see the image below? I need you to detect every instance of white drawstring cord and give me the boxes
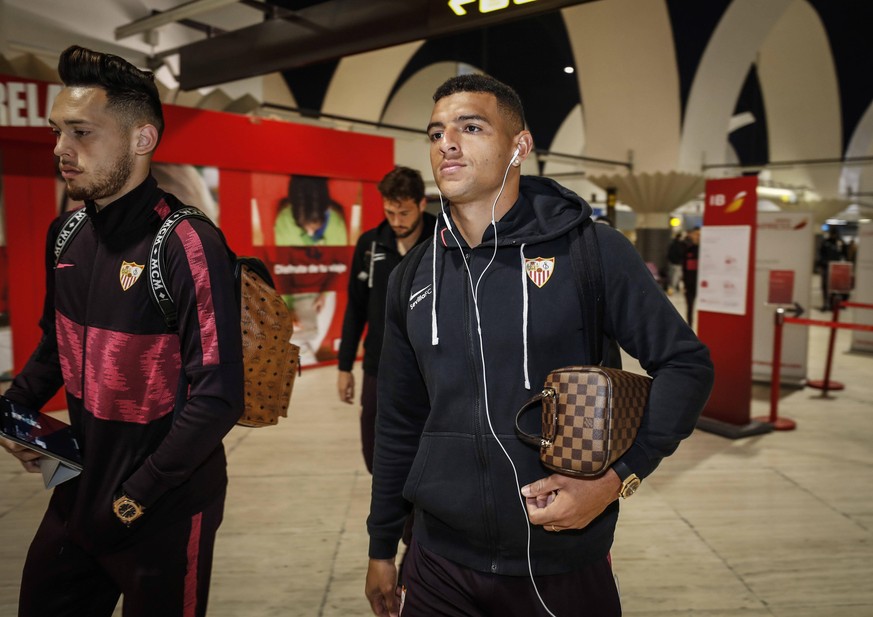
[520,243,530,390]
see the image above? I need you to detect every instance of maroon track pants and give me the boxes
[18,497,223,617]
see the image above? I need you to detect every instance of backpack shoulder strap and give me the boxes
[53,209,90,266]
[148,205,214,330]
[569,218,605,363]
[395,240,430,337]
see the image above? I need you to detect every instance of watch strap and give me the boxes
[611,459,634,483]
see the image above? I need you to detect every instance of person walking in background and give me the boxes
[0,46,243,617]
[666,230,687,296]
[682,226,700,327]
[337,166,436,473]
[817,229,847,310]
[365,74,713,617]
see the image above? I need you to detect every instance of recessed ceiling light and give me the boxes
[564,66,575,74]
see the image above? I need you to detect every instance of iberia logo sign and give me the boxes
[708,190,747,213]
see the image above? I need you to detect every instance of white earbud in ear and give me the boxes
[511,145,522,167]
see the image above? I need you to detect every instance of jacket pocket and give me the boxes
[402,433,487,539]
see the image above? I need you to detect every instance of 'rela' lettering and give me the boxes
[0,80,61,127]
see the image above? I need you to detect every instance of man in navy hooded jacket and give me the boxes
[364,74,714,617]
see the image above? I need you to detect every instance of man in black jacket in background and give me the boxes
[337,166,436,472]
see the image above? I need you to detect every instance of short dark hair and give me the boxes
[433,74,526,134]
[57,45,164,142]
[377,166,425,203]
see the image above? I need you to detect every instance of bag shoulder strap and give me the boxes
[148,205,214,330]
[569,218,605,363]
[53,209,90,266]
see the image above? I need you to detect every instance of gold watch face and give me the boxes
[114,496,143,524]
[620,475,641,499]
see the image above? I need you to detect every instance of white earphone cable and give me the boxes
[440,152,557,617]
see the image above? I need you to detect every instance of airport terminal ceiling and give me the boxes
[4,0,873,209]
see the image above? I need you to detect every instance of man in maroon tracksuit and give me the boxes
[0,46,243,616]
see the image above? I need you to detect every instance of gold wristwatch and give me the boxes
[612,461,641,499]
[113,493,145,526]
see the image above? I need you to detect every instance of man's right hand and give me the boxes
[338,370,355,404]
[0,437,42,473]
[365,558,399,617]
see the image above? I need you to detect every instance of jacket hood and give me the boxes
[439,175,591,248]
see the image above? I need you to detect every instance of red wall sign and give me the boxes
[1,73,394,408]
[699,176,759,433]
[767,270,795,305]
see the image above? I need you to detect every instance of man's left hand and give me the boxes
[1,437,42,473]
[521,469,622,531]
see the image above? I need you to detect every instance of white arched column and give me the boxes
[679,0,793,172]
[758,0,842,198]
[322,41,424,122]
[562,0,680,174]
[842,101,873,197]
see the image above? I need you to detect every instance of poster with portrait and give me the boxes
[249,172,362,366]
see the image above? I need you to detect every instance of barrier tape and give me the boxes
[783,317,873,332]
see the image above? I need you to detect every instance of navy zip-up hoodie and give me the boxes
[368,176,714,575]
[5,176,244,553]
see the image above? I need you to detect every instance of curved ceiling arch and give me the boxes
[678,0,793,172]
[322,41,424,123]
[380,61,462,186]
[758,0,842,198]
[841,100,873,197]
[563,0,680,174]
[385,12,578,152]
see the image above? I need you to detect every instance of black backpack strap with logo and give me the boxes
[148,205,215,330]
[53,208,89,266]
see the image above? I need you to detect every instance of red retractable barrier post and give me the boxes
[758,308,873,429]
[806,302,845,394]
[756,308,796,430]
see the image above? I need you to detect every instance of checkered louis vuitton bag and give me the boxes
[515,366,651,477]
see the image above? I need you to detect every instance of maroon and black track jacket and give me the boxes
[5,175,244,553]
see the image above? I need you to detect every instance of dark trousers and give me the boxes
[399,540,621,617]
[361,371,378,474]
[361,372,413,546]
[19,497,224,617]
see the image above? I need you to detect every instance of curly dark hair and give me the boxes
[377,166,425,203]
[57,45,164,142]
[432,74,526,134]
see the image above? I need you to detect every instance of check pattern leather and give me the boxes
[535,366,650,477]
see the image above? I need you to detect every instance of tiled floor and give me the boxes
[1,292,871,616]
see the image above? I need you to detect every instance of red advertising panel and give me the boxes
[698,176,765,436]
[767,270,795,305]
[828,262,853,294]
[1,73,393,407]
